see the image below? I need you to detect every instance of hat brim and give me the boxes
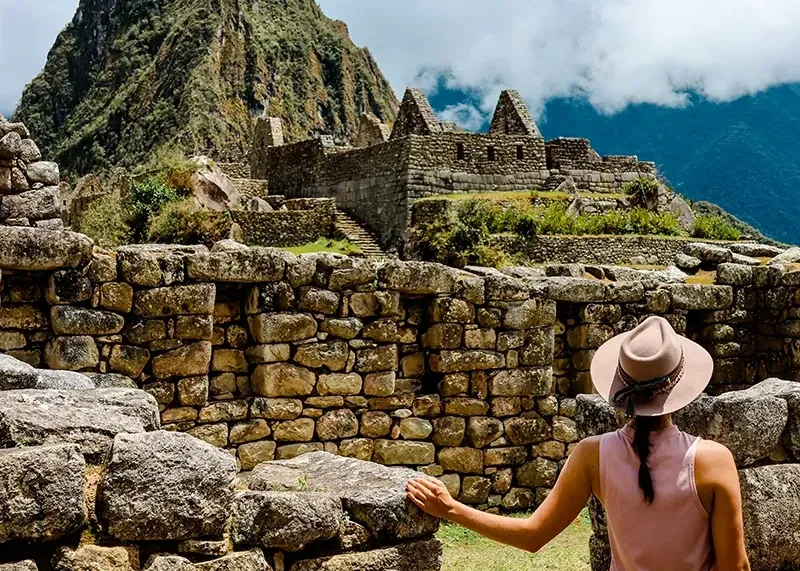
[590,330,714,417]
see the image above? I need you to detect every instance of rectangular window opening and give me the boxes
[516,145,524,160]
[456,142,465,160]
[487,146,496,162]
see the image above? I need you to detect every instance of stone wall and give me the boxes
[250,88,659,249]
[231,198,336,246]
[3,229,799,521]
[577,380,800,571]
[0,384,442,570]
[0,121,63,229]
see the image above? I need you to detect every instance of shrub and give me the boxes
[692,214,742,241]
[147,199,232,246]
[623,178,660,208]
[80,194,132,248]
[127,178,185,242]
[136,146,198,193]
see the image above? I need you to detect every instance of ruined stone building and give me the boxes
[250,88,657,249]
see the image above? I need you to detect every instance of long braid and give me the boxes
[632,416,657,504]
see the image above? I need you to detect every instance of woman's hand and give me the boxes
[406,477,457,519]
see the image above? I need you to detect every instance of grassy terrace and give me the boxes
[428,190,628,202]
[283,238,362,256]
[438,511,592,571]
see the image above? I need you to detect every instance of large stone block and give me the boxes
[490,367,553,397]
[373,440,435,466]
[663,284,733,310]
[232,491,342,551]
[145,550,270,571]
[739,464,800,570]
[0,186,61,221]
[0,388,160,459]
[0,228,92,270]
[51,306,125,335]
[44,336,99,371]
[52,546,134,571]
[429,350,504,372]
[674,380,791,466]
[152,342,212,379]
[252,363,315,397]
[246,452,439,539]
[379,261,459,294]
[0,444,85,543]
[294,340,348,371]
[248,313,317,343]
[186,249,287,282]
[99,431,238,541]
[290,539,442,571]
[503,299,557,329]
[133,284,216,317]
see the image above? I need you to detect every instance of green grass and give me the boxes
[283,238,362,255]
[438,510,592,571]
[430,190,627,202]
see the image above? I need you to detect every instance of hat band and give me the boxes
[611,351,686,417]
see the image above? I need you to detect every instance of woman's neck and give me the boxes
[628,414,673,430]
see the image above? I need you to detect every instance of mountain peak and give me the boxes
[15,0,398,175]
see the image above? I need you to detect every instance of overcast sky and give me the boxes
[3,0,800,123]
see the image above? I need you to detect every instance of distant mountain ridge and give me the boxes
[14,0,398,175]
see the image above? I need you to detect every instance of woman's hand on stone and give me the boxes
[406,477,456,519]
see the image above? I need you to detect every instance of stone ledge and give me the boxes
[0,227,93,271]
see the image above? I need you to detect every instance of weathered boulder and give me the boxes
[0,353,38,390]
[378,261,460,295]
[0,227,93,270]
[674,380,791,466]
[133,284,216,317]
[683,242,733,266]
[0,388,160,459]
[663,284,733,310]
[0,186,62,221]
[729,243,784,258]
[0,444,86,543]
[674,253,701,273]
[117,244,206,287]
[34,369,94,390]
[575,394,625,438]
[45,336,100,370]
[232,491,342,551]
[739,464,800,570]
[290,539,442,571]
[188,156,242,211]
[246,452,439,539]
[52,546,134,571]
[98,431,238,541]
[25,161,59,186]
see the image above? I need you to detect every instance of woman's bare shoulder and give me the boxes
[695,438,737,479]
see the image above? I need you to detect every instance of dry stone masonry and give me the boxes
[249,88,656,248]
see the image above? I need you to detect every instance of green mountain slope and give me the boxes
[14,0,398,175]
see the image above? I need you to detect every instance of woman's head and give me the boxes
[590,316,713,417]
[590,316,714,503]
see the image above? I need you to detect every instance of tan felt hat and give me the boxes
[590,315,713,417]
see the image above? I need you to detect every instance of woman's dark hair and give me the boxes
[633,416,657,504]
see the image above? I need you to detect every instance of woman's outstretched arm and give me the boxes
[406,437,599,553]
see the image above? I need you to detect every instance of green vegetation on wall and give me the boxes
[409,198,686,267]
[691,214,742,241]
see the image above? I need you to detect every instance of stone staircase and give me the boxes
[335,209,390,259]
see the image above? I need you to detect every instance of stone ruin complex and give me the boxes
[1,108,800,571]
[249,88,661,248]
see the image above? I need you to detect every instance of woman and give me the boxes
[407,316,750,570]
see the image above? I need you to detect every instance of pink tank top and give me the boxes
[599,425,713,571]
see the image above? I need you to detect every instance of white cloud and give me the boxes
[4,0,800,123]
[0,0,79,114]
[437,102,486,131]
[320,0,800,119]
